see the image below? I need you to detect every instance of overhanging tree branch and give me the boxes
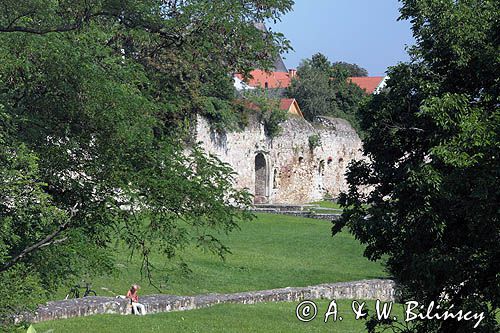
[0,24,84,34]
[0,10,182,43]
[0,204,78,272]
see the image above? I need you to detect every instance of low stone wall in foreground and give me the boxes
[30,279,396,323]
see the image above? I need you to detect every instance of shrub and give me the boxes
[308,134,321,150]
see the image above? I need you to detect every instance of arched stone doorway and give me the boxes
[254,153,269,204]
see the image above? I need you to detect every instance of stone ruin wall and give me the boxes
[29,279,396,322]
[195,114,363,204]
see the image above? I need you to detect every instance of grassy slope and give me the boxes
[35,300,405,333]
[56,213,386,299]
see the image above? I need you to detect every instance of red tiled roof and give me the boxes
[236,70,292,89]
[237,71,385,94]
[238,98,302,117]
[348,76,385,94]
[280,98,303,117]
[279,98,294,111]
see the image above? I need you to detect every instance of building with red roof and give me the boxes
[279,98,303,117]
[235,69,296,89]
[237,71,387,95]
[348,76,387,94]
[242,97,303,117]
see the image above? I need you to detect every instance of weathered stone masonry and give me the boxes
[195,114,363,204]
[30,279,396,322]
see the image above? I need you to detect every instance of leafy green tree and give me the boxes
[286,53,366,135]
[241,88,289,138]
[309,53,333,73]
[332,61,368,77]
[335,1,499,332]
[0,0,294,329]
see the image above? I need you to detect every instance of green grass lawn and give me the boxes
[35,300,405,333]
[56,213,386,299]
[311,201,343,210]
[309,201,371,213]
[309,201,344,213]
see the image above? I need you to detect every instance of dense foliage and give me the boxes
[0,0,294,329]
[286,53,367,135]
[332,61,368,77]
[308,134,321,151]
[240,89,289,138]
[203,88,289,138]
[335,0,499,332]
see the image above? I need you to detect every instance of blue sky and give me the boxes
[269,0,415,76]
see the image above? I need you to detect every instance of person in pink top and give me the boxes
[126,284,146,315]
